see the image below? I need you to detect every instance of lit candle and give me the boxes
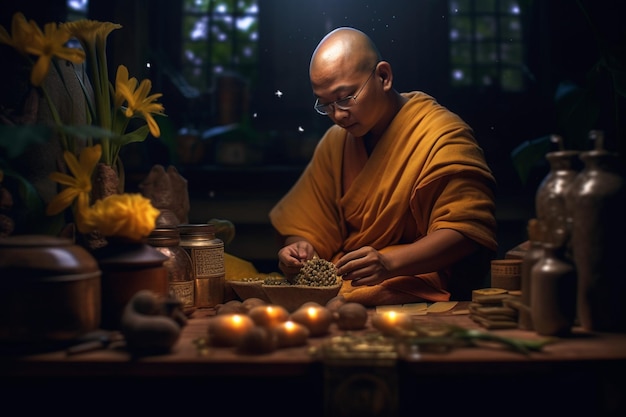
[248,304,289,327]
[208,313,255,347]
[291,305,333,337]
[274,320,309,348]
[371,310,413,336]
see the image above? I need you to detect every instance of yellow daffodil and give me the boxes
[2,12,167,238]
[62,19,122,48]
[2,14,86,86]
[62,20,122,129]
[83,193,160,242]
[115,65,165,137]
[46,144,102,219]
[0,12,34,55]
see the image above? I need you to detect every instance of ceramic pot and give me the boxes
[530,242,577,336]
[94,239,169,330]
[0,235,101,344]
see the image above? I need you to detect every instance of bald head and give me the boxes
[310,27,381,77]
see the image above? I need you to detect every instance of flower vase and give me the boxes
[94,238,169,330]
[80,162,123,251]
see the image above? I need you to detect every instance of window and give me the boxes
[66,0,89,21]
[449,0,526,92]
[182,0,259,93]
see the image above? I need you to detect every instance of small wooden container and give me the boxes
[490,259,522,291]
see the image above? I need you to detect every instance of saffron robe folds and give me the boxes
[269,92,498,305]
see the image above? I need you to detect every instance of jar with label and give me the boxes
[147,228,195,313]
[178,223,225,308]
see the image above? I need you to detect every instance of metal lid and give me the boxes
[177,223,216,236]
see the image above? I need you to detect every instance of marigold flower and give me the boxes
[82,193,160,242]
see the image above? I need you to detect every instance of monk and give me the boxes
[269,27,498,306]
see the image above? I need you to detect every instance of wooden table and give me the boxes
[2,305,625,417]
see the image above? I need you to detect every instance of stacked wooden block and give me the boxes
[469,288,521,329]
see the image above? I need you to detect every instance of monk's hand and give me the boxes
[336,246,391,286]
[277,241,317,279]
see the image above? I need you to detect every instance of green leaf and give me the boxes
[0,168,64,235]
[0,125,52,159]
[56,124,117,139]
[510,135,552,185]
[112,124,150,147]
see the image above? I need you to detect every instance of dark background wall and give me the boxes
[2,0,625,263]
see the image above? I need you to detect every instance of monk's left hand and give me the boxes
[335,246,392,286]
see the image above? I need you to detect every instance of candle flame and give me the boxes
[386,311,397,319]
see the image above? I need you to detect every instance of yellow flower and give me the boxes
[83,193,160,241]
[0,12,34,54]
[62,19,122,126]
[0,13,86,86]
[46,144,102,219]
[62,19,122,47]
[115,65,165,137]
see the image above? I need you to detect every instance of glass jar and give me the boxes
[147,228,195,312]
[178,223,225,308]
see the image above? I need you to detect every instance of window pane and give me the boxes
[475,0,496,13]
[499,0,522,15]
[183,15,210,41]
[475,17,496,41]
[449,0,471,14]
[501,17,522,41]
[476,66,498,86]
[450,16,473,41]
[184,0,210,13]
[214,0,234,13]
[476,42,497,64]
[451,66,473,86]
[450,42,472,65]
[501,41,522,65]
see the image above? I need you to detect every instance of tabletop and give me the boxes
[2,303,625,416]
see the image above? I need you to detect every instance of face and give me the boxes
[311,63,382,138]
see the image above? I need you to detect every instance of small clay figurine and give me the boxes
[139,164,190,225]
[120,290,188,355]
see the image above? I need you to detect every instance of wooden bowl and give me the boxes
[261,280,341,312]
[229,280,270,302]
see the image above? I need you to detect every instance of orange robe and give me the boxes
[269,92,498,305]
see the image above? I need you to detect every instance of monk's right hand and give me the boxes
[277,241,316,279]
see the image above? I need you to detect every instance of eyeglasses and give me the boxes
[313,66,377,115]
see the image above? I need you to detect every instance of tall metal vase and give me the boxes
[567,131,626,332]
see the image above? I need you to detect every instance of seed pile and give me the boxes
[263,258,338,287]
[294,258,338,286]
